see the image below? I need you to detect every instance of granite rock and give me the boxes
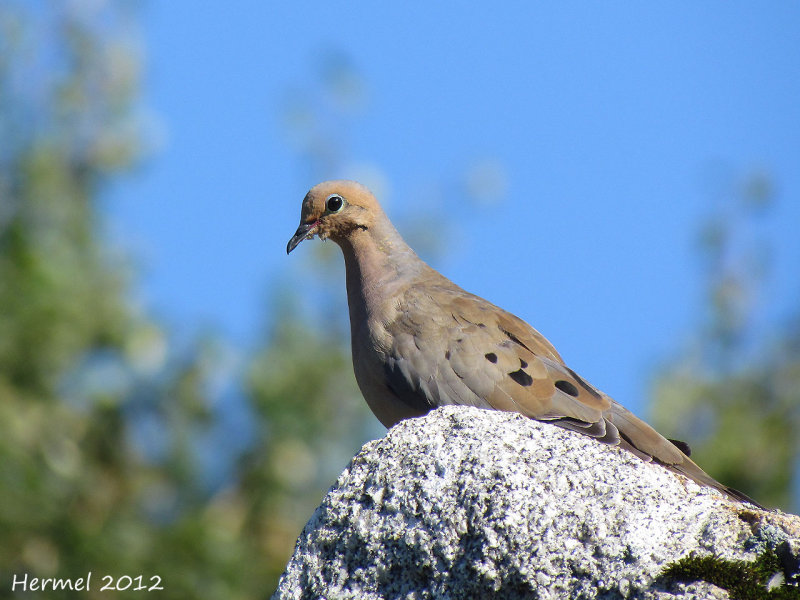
[272,406,800,599]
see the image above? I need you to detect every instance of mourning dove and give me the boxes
[287,180,761,508]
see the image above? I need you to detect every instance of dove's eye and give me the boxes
[326,194,344,213]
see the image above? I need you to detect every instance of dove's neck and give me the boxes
[337,216,428,334]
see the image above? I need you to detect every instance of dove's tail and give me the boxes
[596,401,766,509]
[663,456,766,510]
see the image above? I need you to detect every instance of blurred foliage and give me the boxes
[0,2,372,598]
[651,172,800,512]
[242,296,375,586]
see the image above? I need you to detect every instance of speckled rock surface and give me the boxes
[272,406,800,600]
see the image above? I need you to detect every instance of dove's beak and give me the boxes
[286,221,319,254]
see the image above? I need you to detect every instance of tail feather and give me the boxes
[662,456,765,509]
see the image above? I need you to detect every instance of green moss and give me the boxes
[660,548,799,599]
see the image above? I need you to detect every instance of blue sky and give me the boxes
[109,2,800,419]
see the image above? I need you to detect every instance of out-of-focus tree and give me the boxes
[0,0,145,584]
[651,171,799,512]
[0,2,238,598]
[240,296,372,586]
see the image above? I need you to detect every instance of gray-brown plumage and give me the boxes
[287,180,761,508]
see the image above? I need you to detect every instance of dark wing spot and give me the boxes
[564,366,603,400]
[519,358,528,369]
[668,438,692,457]
[484,352,498,363]
[509,369,533,387]
[445,350,451,360]
[554,379,580,397]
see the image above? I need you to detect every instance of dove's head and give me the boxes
[287,180,381,254]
